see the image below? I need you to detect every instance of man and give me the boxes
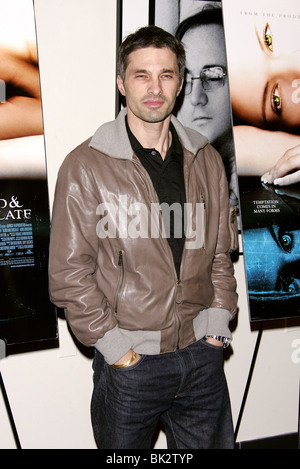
[49,25,238,449]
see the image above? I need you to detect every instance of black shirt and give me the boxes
[126,117,186,278]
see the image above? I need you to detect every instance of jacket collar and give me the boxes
[89,108,208,160]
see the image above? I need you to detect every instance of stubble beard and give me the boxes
[133,97,174,124]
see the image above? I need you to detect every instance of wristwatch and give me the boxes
[205,335,231,348]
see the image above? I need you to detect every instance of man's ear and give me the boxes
[117,75,126,96]
[177,78,184,97]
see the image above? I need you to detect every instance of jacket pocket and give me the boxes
[113,250,125,316]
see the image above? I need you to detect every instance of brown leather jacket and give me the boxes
[49,110,237,364]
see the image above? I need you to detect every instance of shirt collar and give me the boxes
[125,116,182,162]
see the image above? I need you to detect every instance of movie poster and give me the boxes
[153,0,239,213]
[0,0,57,349]
[222,0,300,321]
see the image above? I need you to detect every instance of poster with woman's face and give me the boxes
[0,0,46,178]
[222,0,300,321]
[0,0,57,350]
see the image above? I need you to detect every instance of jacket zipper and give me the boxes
[198,191,206,249]
[114,250,124,316]
[132,154,205,349]
[132,156,175,271]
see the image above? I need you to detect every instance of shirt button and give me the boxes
[151,150,156,156]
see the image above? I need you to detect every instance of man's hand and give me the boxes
[206,337,223,347]
[113,349,141,368]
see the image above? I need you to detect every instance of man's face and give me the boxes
[177,23,231,144]
[117,46,183,126]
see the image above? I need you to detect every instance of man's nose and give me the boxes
[147,77,163,95]
[190,78,208,106]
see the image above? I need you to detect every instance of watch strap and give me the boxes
[205,335,231,348]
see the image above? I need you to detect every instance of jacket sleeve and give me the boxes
[48,150,132,364]
[205,146,238,339]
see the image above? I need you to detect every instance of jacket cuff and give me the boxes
[205,308,233,340]
[93,326,133,365]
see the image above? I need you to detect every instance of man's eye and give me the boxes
[287,278,300,293]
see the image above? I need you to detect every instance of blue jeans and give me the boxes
[91,339,234,449]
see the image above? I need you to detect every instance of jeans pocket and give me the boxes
[200,338,223,351]
[111,354,147,372]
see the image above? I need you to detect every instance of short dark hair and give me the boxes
[175,7,223,41]
[117,25,186,82]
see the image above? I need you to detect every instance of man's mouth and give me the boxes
[143,98,165,108]
[192,115,212,124]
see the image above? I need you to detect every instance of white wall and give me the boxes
[0,0,116,450]
[0,0,299,449]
